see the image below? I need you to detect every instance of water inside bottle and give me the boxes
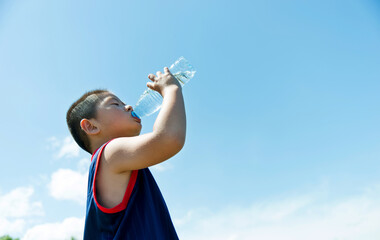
[133,57,196,118]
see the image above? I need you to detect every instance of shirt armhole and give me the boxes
[92,140,138,214]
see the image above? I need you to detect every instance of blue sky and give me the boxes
[0,0,379,239]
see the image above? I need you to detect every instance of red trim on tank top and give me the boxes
[92,140,138,214]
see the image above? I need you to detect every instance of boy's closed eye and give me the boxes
[109,99,126,106]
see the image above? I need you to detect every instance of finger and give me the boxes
[156,71,162,76]
[147,82,155,89]
[164,67,170,74]
[148,74,156,81]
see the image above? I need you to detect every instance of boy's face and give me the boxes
[93,93,142,138]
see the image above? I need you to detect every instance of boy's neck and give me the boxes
[90,132,140,154]
[90,136,114,154]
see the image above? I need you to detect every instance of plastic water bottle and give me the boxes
[133,57,196,118]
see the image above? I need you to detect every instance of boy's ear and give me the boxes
[80,119,100,135]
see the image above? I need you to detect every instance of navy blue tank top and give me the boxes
[83,141,179,240]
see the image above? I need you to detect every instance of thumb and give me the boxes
[147,82,155,89]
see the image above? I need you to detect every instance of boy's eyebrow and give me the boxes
[106,96,125,105]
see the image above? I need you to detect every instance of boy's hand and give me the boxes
[147,67,181,97]
[103,66,186,172]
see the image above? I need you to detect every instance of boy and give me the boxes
[66,67,185,239]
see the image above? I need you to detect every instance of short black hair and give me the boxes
[66,89,109,154]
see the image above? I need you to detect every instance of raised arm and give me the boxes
[102,67,186,172]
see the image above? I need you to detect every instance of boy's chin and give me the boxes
[132,131,141,137]
[129,128,142,137]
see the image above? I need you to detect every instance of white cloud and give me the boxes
[0,218,25,238]
[174,185,380,240]
[48,136,80,159]
[57,136,80,158]
[0,187,44,218]
[22,217,84,240]
[0,187,44,237]
[77,158,91,173]
[46,137,60,149]
[48,169,88,205]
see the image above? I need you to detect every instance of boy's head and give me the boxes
[66,89,142,154]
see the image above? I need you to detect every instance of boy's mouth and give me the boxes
[131,111,141,123]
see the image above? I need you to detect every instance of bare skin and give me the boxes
[81,67,186,208]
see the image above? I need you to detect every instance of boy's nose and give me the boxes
[125,105,133,111]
